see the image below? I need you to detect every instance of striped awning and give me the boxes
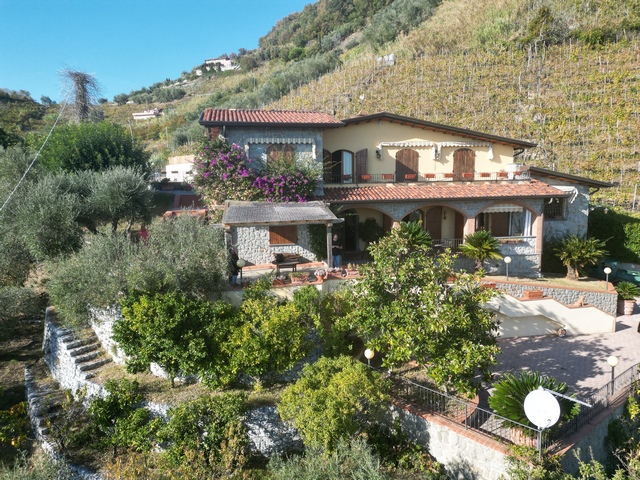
[246,137,315,144]
[484,203,523,213]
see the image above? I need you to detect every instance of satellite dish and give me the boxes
[524,387,561,429]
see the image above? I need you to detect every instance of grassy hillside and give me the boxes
[269,0,640,206]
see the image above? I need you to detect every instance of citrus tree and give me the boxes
[346,222,500,397]
[278,356,390,452]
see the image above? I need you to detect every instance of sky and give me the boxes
[0,0,312,103]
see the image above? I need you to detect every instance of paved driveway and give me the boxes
[492,310,640,396]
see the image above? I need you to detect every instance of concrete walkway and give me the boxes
[492,307,640,396]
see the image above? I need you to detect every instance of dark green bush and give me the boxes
[489,371,580,431]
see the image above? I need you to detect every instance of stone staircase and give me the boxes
[61,331,112,381]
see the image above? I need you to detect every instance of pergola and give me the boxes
[221,200,343,265]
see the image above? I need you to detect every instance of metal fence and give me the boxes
[385,363,640,456]
[552,363,640,443]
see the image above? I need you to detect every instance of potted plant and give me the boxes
[290,271,308,285]
[616,281,639,315]
[458,230,502,272]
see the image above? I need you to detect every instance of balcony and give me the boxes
[326,170,530,185]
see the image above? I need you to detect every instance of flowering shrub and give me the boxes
[192,138,259,204]
[192,138,320,205]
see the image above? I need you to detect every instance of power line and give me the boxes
[0,101,67,215]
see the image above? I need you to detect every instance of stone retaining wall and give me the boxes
[494,282,617,315]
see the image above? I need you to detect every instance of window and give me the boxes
[269,225,298,245]
[266,144,296,164]
[544,197,567,220]
[476,211,529,237]
[330,150,354,184]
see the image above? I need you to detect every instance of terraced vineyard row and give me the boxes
[272,40,640,205]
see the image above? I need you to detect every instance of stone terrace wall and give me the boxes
[494,282,617,316]
[386,402,510,480]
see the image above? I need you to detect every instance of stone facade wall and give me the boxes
[234,224,318,266]
[495,282,618,315]
[225,126,323,164]
[531,178,590,240]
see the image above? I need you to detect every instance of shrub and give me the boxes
[0,286,45,325]
[458,229,502,271]
[159,393,247,471]
[278,356,390,452]
[489,371,580,431]
[89,379,161,457]
[269,437,388,480]
[615,281,640,300]
[555,235,608,280]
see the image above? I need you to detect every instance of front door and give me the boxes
[424,206,442,241]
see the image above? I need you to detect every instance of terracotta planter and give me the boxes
[444,173,455,179]
[462,173,474,180]
[360,174,372,182]
[498,172,509,178]
[524,289,544,299]
[618,299,636,315]
[423,173,436,179]
[480,172,491,178]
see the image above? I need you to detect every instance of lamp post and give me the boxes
[504,256,512,282]
[236,258,246,282]
[604,267,612,291]
[364,348,374,367]
[607,355,619,394]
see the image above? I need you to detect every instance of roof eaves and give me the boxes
[529,166,613,188]
[341,112,537,148]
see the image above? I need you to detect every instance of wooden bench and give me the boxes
[275,260,301,276]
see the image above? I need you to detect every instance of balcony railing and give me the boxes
[326,170,530,185]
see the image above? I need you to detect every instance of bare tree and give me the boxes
[61,69,101,123]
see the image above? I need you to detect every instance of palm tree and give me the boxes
[459,230,502,271]
[555,235,607,280]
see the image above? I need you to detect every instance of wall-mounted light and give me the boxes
[442,209,447,220]
[604,207,609,214]
[376,149,381,159]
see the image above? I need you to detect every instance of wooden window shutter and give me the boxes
[323,149,332,182]
[269,225,298,244]
[453,148,475,180]
[355,148,368,178]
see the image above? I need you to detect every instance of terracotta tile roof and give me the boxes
[199,109,343,127]
[322,181,567,203]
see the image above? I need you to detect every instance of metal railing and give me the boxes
[551,363,640,443]
[431,238,464,250]
[383,363,640,456]
[385,371,550,452]
[325,171,531,185]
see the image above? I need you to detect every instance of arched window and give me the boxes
[331,150,354,184]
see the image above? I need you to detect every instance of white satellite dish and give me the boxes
[523,387,561,429]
